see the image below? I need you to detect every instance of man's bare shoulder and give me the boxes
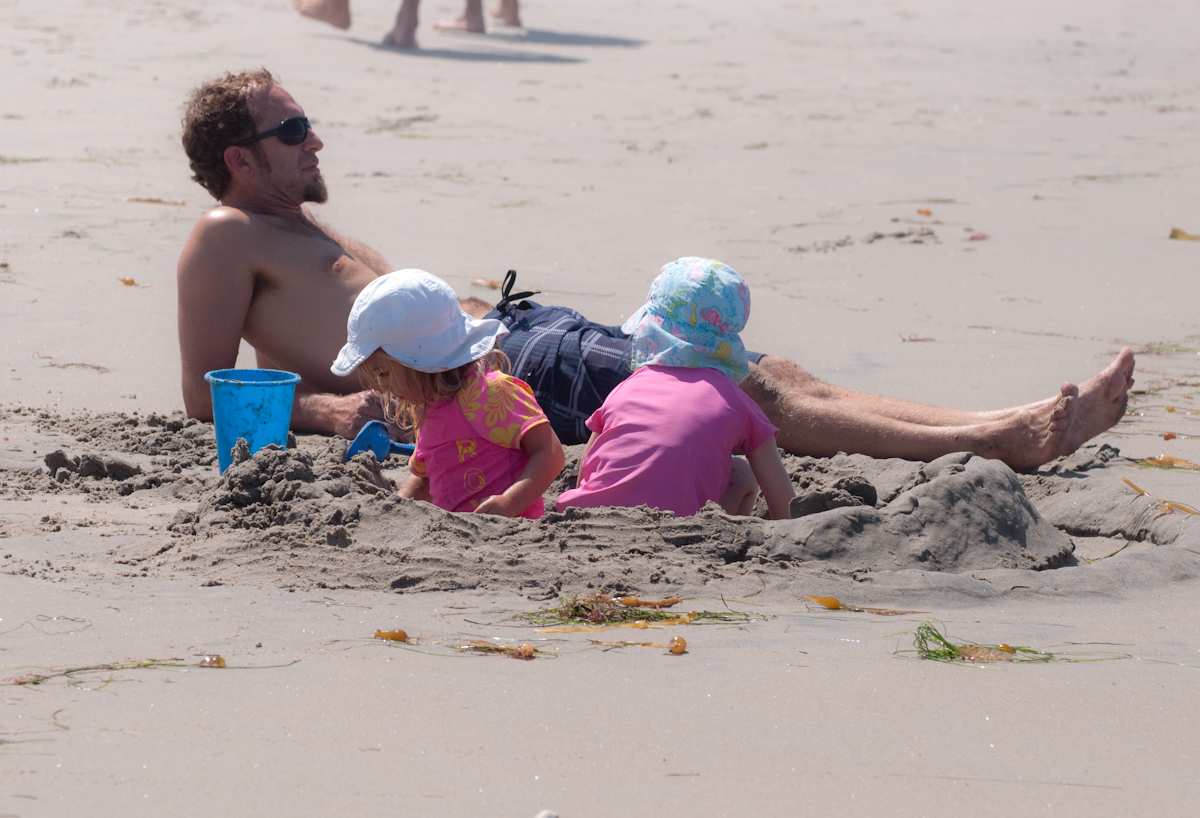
[189,205,263,241]
[177,206,264,281]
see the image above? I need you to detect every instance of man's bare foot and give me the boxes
[433,12,486,33]
[292,0,351,29]
[1059,348,1136,456]
[490,0,522,26]
[977,384,1077,471]
[384,0,419,47]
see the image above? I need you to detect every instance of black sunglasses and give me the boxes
[233,116,312,147]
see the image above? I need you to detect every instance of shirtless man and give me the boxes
[292,0,521,48]
[177,69,1135,470]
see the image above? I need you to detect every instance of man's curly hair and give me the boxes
[181,68,274,200]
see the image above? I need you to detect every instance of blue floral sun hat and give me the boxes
[621,257,752,382]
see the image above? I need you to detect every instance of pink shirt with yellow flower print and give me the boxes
[409,370,550,518]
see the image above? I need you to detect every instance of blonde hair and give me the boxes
[358,349,510,432]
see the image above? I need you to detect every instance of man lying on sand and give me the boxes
[176,69,1135,471]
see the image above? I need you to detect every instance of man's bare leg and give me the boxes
[383,0,420,47]
[434,0,487,32]
[787,350,1131,430]
[292,0,352,29]
[756,363,990,428]
[742,356,1093,470]
[816,377,1083,427]
[490,0,522,26]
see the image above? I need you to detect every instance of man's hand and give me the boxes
[291,390,390,439]
[330,391,388,439]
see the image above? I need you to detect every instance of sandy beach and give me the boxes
[3,0,1200,815]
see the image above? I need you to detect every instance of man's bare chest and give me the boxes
[253,228,374,294]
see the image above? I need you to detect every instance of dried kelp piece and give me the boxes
[540,614,700,634]
[618,595,682,609]
[1137,454,1200,471]
[459,640,542,660]
[912,623,1052,664]
[523,593,671,625]
[520,593,749,628]
[5,655,237,685]
[1121,477,1199,515]
[5,658,185,686]
[1122,478,1150,496]
[588,635,689,655]
[802,595,924,617]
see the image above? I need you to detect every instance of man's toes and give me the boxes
[1051,394,1075,428]
[1108,349,1136,396]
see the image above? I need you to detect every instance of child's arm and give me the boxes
[747,438,794,520]
[475,423,565,517]
[577,432,598,487]
[397,472,431,502]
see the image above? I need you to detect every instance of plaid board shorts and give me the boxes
[489,300,768,446]
[489,302,631,445]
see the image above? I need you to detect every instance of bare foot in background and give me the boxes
[383,0,420,47]
[293,0,351,29]
[435,0,486,33]
[491,0,522,27]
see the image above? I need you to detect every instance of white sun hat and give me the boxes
[330,269,508,376]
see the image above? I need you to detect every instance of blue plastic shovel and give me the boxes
[344,420,415,462]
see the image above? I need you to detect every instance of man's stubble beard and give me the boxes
[303,172,328,204]
[252,150,327,205]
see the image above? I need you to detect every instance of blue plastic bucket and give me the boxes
[204,369,301,473]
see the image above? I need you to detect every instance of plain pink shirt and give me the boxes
[556,365,777,517]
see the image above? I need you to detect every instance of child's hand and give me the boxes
[474,493,519,517]
[748,438,795,520]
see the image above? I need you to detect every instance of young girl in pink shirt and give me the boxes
[556,257,794,519]
[330,269,564,518]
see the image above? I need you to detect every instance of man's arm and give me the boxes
[179,209,391,438]
[292,389,392,439]
[177,209,258,421]
[304,208,393,275]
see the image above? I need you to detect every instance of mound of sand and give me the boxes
[143,442,1074,595]
[38,410,218,469]
[7,410,1198,600]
